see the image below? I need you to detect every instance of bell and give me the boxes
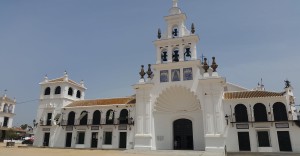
[185,52,191,57]
[162,52,168,62]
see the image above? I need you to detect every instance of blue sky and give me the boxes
[0,0,300,126]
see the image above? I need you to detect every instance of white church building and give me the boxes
[0,94,16,140]
[33,0,300,153]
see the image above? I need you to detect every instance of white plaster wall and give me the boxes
[0,117,3,126]
[223,95,300,152]
[153,111,205,150]
[40,82,85,102]
[225,122,300,152]
[34,104,135,149]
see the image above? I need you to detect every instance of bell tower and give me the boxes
[155,0,199,64]
[134,0,206,150]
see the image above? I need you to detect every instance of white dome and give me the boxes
[169,7,182,15]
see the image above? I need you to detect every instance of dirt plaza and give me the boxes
[2,143,300,156]
[0,143,216,156]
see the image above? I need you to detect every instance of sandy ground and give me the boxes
[0,143,146,156]
[0,143,210,156]
[2,143,300,156]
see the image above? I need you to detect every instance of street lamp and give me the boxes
[225,114,229,125]
[33,119,38,127]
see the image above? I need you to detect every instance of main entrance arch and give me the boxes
[173,119,193,150]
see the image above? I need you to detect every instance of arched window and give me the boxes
[184,47,192,61]
[55,86,61,94]
[273,102,288,121]
[161,49,168,63]
[92,110,101,125]
[119,109,129,124]
[8,105,13,113]
[44,87,51,95]
[172,48,179,62]
[172,26,179,38]
[106,109,114,124]
[67,111,75,125]
[3,104,8,113]
[68,87,73,96]
[235,104,248,122]
[254,103,268,122]
[76,90,81,98]
[79,111,88,125]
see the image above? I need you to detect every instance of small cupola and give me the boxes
[169,0,181,15]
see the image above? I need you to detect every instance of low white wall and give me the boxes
[225,122,300,152]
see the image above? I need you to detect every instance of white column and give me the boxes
[156,47,161,64]
[167,46,172,63]
[201,78,227,151]
[133,84,154,150]
[179,22,185,37]
[191,42,197,60]
[179,44,184,61]
[167,25,172,39]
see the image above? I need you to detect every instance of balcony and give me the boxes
[0,111,15,117]
[229,120,300,129]
[39,119,52,126]
[60,118,134,126]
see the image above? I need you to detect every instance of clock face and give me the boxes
[160,70,169,82]
[183,68,193,80]
[171,69,180,81]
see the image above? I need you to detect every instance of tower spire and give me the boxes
[172,0,178,8]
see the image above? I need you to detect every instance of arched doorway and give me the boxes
[173,119,193,150]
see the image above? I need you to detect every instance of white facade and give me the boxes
[33,0,300,153]
[0,94,16,140]
[33,72,135,149]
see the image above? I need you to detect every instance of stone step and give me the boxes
[228,152,300,156]
[124,150,224,156]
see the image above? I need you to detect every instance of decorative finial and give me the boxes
[211,57,218,72]
[260,78,264,87]
[80,80,84,87]
[64,70,68,81]
[44,74,48,82]
[139,65,145,79]
[147,64,153,78]
[157,28,161,39]
[172,0,178,8]
[191,23,195,34]
[285,79,291,88]
[202,58,209,73]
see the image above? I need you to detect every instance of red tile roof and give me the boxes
[65,97,135,107]
[224,91,285,99]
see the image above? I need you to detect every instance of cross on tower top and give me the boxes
[200,54,205,64]
[4,89,7,97]
[172,0,178,8]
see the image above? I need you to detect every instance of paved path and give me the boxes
[228,152,300,156]
[124,149,224,156]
